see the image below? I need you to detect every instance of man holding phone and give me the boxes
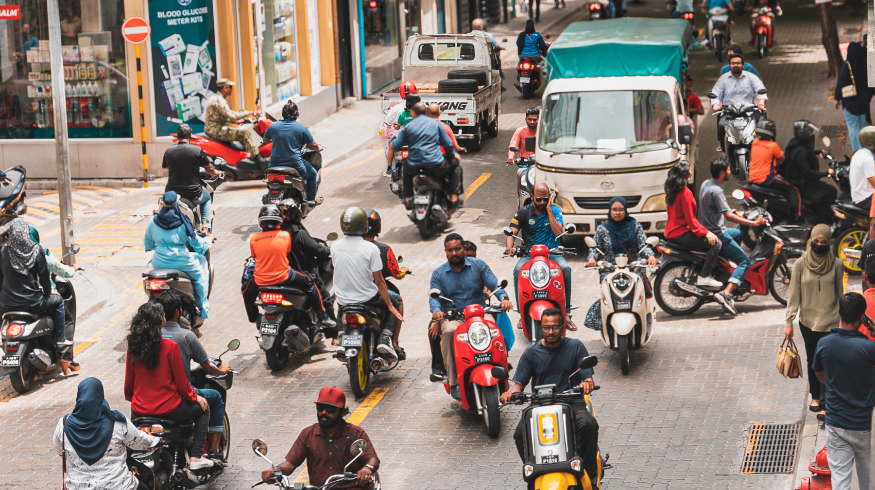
[505,183,575,330]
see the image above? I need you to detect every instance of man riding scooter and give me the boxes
[363,209,408,358]
[501,309,599,488]
[164,123,222,231]
[749,119,802,223]
[280,199,335,321]
[710,53,767,153]
[507,108,539,171]
[262,100,324,205]
[779,120,836,225]
[203,78,268,169]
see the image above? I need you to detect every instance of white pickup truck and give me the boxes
[380,33,501,151]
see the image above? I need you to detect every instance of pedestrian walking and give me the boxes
[784,224,843,420]
[833,40,869,151]
[813,292,875,490]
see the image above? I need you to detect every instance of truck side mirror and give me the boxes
[524,137,536,153]
[677,122,693,145]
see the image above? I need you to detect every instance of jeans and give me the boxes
[515,402,599,485]
[844,108,868,152]
[270,161,318,201]
[719,228,750,285]
[513,254,572,308]
[826,425,871,490]
[606,1,616,18]
[194,387,225,434]
[191,185,212,230]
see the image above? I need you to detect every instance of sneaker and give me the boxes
[430,372,448,383]
[383,168,392,178]
[715,146,723,152]
[450,385,462,400]
[320,317,337,330]
[206,450,224,461]
[696,276,723,288]
[376,336,398,360]
[714,291,738,315]
[189,456,215,470]
[56,340,73,346]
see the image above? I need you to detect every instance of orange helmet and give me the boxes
[399,80,417,99]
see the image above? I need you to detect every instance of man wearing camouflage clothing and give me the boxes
[204,78,268,167]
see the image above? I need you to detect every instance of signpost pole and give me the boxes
[47,0,75,265]
[135,44,148,187]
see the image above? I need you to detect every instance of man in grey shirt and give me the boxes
[698,157,767,314]
[710,53,767,150]
[155,290,231,459]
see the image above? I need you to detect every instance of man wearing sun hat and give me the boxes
[204,78,268,168]
[260,387,380,488]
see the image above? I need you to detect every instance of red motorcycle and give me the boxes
[184,115,275,181]
[504,224,576,343]
[429,287,510,438]
[751,6,774,58]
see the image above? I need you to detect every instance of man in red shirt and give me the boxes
[249,204,334,328]
[261,387,381,489]
[508,108,539,166]
[686,76,705,117]
[426,103,466,155]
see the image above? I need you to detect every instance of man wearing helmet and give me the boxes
[851,126,875,240]
[279,199,335,321]
[780,120,836,225]
[248,204,335,329]
[507,108,539,168]
[164,123,222,232]
[331,207,404,360]
[749,119,801,223]
[362,209,408,357]
[262,101,323,205]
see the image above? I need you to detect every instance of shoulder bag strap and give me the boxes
[847,61,857,87]
[61,415,68,490]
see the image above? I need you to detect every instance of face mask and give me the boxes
[811,242,829,255]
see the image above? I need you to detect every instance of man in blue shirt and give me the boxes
[710,53,767,151]
[719,45,762,79]
[388,102,462,207]
[429,233,512,399]
[813,292,875,490]
[505,183,574,329]
[263,101,322,203]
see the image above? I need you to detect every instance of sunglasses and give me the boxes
[542,324,563,331]
[316,404,340,414]
[534,197,550,203]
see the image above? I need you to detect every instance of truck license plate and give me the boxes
[520,77,531,83]
[414,195,430,204]
[341,335,363,347]
[541,455,559,464]
[533,290,549,299]
[260,324,278,335]
[474,352,493,363]
[1,355,20,367]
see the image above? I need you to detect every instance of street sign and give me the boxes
[0,6,21,20]
[121,16,150,44]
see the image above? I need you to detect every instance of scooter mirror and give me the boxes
[252,439,268,456]
[757,88,768,95]
[564,223,576,235]
[822,136,831,148]
[646,236,659,247]
[429,288,442,299]
[491,365,510,381]
[706,92,717,99]
[762,199,769,209]
[228,339,241,351]
[69,244,80,255]
[578,356,598,370]
[397,255,403,263]
[326,232,338,241]
[503,227,514,236]
[584,236,597,248]
[731,189,745,200]
[509,146,520,153]
[350,439,369,456]
[497,277,509,289]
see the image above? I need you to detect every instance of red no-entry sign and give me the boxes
[121,16,150,45]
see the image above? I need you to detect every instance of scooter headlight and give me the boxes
[467,322,491,351]
[529,262,550,289]
[612,273,633,295]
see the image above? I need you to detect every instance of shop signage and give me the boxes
[0,6,21,20]
[121,17,151,44]
[148,0,218,136]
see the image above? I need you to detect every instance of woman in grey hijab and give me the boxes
[0,219,71,367]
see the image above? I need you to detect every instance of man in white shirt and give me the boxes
[330,207,403,359]
[471,19,504,87]
[710,53,767,152]
[851,127,875,241]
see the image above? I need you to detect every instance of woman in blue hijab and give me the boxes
[53,377,160,489]
[144,191,212,319]
[584,197,658,330]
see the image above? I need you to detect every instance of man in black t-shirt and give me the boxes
[164,123,221,231]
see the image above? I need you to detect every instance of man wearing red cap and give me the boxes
[261,387,380,488]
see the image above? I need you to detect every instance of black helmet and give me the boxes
[364,208,381,236]
[278,198,303,223]
[340,207,368,236]
[793,120,819,139]
[755,119,776,139]
[258,204,283,230]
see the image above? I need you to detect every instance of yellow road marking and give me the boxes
[78,186,126,195]
[22,215,45,226]
[71,194,101,205]
[293,387,390,483]
[29,202,61,212]
[465,173,492,198]
[25,207,55,218]
[80,231,147,236]
[76,238,139,244]
[91,224,148,230]
[74,190,112,199]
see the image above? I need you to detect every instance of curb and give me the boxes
[27,178,148,191]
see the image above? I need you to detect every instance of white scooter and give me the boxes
[584,236,659,375]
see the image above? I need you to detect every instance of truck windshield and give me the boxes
[540,90,675,153]
[418,43,476,61]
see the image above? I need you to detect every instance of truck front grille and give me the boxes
[574,196,641,209]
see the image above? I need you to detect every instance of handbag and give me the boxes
[61,415,68,490]
[842,61,858,98]
[775,335,803,379]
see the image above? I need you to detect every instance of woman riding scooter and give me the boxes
[516,20,548,66]
[584,197,658,330]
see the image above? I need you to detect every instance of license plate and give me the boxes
[541,455,559,464]
[520,77,531,83]
[616,300,631,310]
[341,335,363,347]
[474,352,493,363]
[270,197,283,204]
[1,355,19,367]
[413,195,430,204]
[533,290,549,299]
[260,324,278,335]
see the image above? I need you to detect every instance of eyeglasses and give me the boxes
[316,404,340,414]
[542,324,563,331]
[534,197,550,203]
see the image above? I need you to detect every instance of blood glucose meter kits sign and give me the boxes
[149,0,217,136]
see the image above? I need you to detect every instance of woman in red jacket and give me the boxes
[123,302,214,470]
[664,161,723,288]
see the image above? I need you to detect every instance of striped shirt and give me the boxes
[510,204,563,252]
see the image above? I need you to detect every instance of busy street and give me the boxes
[0,0,873,488]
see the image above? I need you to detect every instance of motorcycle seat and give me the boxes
[259,285,308,296]
[840,202,868,214]
[2,311,38,321]
[131,416,194,430]
[0,169,24,200]
[266,167,302,178]
[748,184,786,200]
[342,304,382,318]
[147,269,192,281]
[198,133,246,152]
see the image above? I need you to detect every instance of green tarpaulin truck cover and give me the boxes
[545,18,692,85]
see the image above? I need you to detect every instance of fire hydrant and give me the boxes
[795,445,831,490]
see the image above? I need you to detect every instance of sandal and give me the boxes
[517,318,524,330]
[809,400,821,412]
[566,318,578,331]
[816,411,826,422]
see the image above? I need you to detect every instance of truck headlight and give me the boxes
[641,194,667,212]
[530,262,550,289]
[556,196,575,214]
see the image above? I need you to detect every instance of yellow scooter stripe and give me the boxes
[534,472,577,490]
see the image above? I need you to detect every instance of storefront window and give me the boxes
[363,0,400,94]
[0,0,132,140]
[262,0,300,105]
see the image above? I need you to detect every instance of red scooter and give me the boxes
[185,115,275,181]
[429,286,510,438]
[504,224,576,343]
[751,6,774,58]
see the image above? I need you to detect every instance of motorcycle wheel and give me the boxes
[619,334,631,375]
[654,262,704,316]
[417,218,437,239]
[348,334,372,397]
[264,337,289,371]
[737,153,749,182]
[481,385,501,438]
[220,412,231,462]
[153,450,173,490]
[468,131,483,152]
[769,253,800,305]
[757,33,767,58]
[522,84,534,100]
[715,34,724,62]
[833,225,867,275]
[738,224,759,249]
[9,351,35,394]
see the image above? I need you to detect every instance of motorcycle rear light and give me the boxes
[260,292,284,304]
[457,118,469,125]
[519,62,532,70]
[265,315,276,319]
[6,344,18,352]
[775,240,784,253]
[741,188,751,199]
[590,3,600,10]
[267,173,285,182]
[369,0,377,6]
[683,12,693,19]
[401,150,408,159]
[146,279,169,290]
[344,313,366,324]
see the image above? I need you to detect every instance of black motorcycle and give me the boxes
[516,57,543,100]
[1,274,76,394]
[334,298,402,398]
[408,165,460,239]
[509,137,536,209]
[262,148,323,220]
[708,91,767,181]
[143,255,214,333]
[128,339,239,490]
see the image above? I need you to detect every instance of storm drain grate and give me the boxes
[740,423,800,474]
[821,124,847,138]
